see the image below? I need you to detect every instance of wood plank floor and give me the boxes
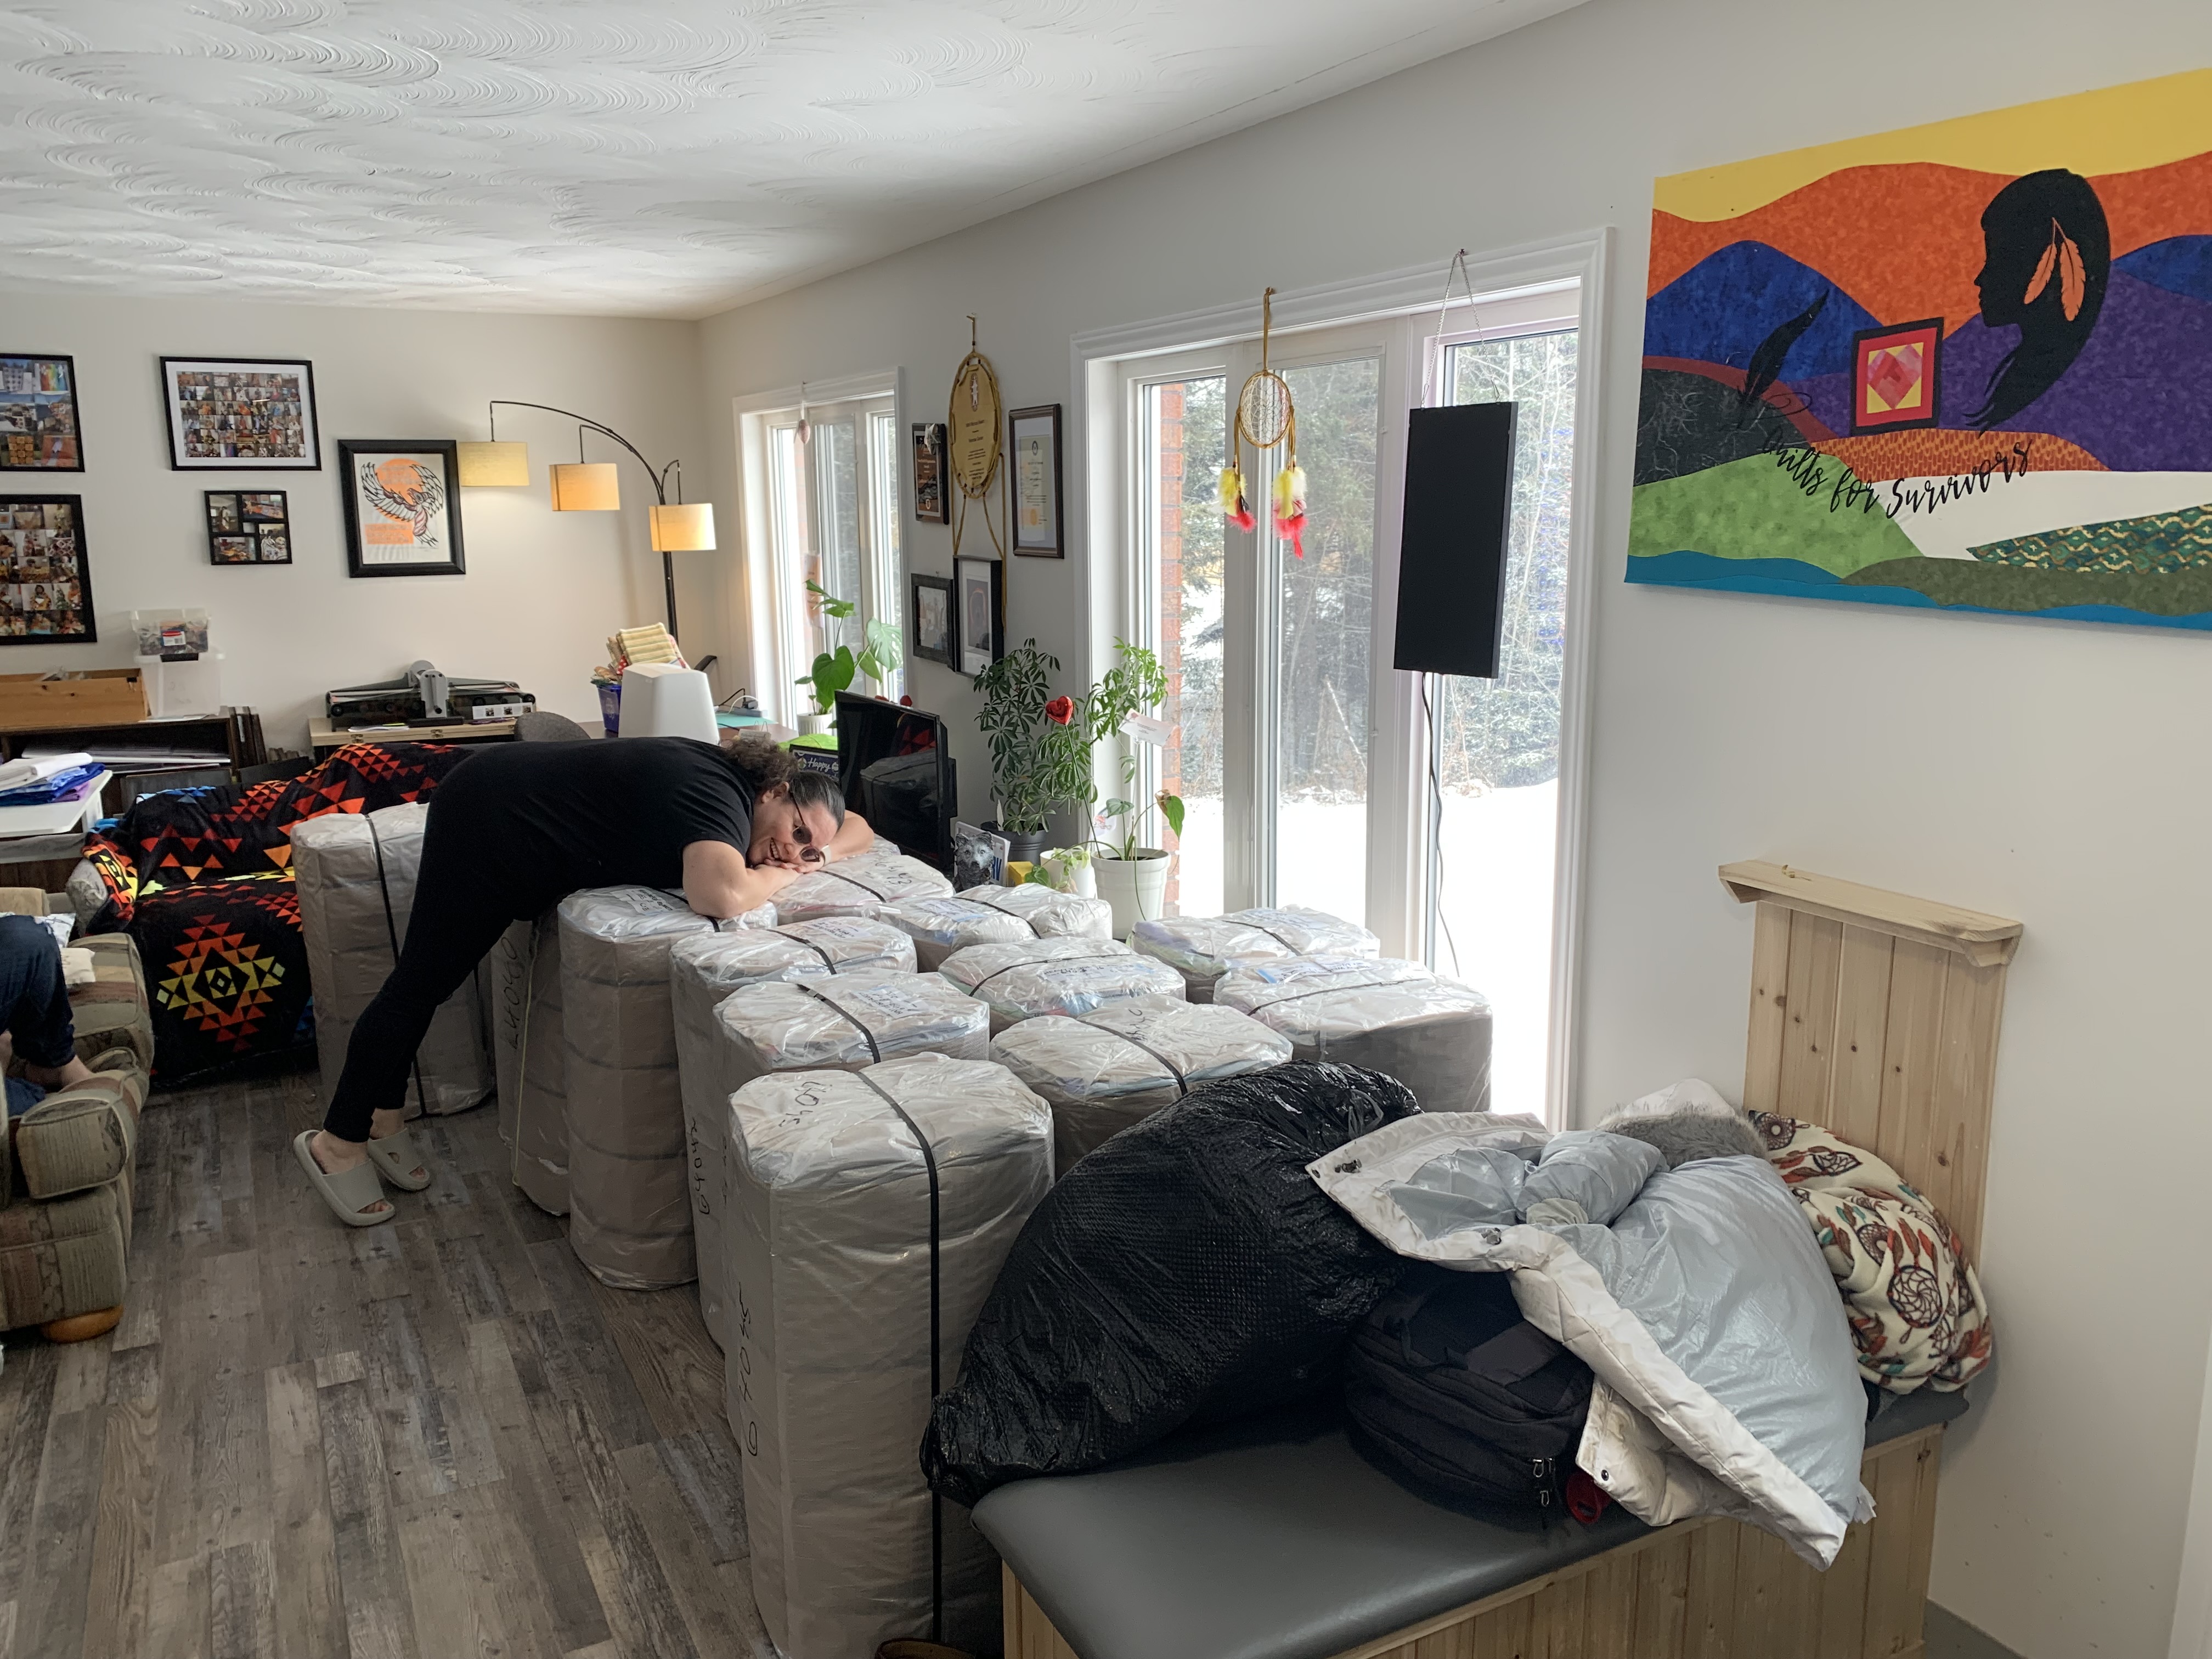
[0,1065,771,1659]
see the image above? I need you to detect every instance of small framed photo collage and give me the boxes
[205,490,291,565]
[0,496,94,642]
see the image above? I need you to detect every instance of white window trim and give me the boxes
[731,369,905,723]
[1072,233,1612,1126]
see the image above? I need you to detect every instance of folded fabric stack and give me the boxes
[880,884,1113,971]
[0,757,103,806]
[670,917,917,1348]
[938,937,1187,1033]
[1130,905,1380,1002]
[1216,956,1491,1113]
[989,994,1292,1166]
[727,1053,1052,1658]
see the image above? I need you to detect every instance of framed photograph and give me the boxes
[160,356,320,470]
[204,489,292,565]
[336,440,465,577]
[955,555,1003,676]
[0,496,95,642]
[911,571,955,666]
[0,355,82,471]
[911,421,951,524]
[1008,404,1064,556]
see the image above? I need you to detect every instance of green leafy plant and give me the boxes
[1096,788,1186,862]
[796,580,904,714]
[972,637,1173,837]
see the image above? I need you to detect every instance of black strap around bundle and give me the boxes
[770,926,839,970]
[1075,1012,1189,1094]
[966,949,1125,995]
[853,1069,945,1644]
[961,891,1046,936]
[366,815,433,1124]
[806,867,891,901]
[791,980,883,1061]
[1246,968,1403,1015]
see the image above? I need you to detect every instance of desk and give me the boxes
[310,716,518,752]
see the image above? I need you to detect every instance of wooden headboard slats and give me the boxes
[1726,864,2016,1259]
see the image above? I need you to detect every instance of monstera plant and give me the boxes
[796,580,902,719]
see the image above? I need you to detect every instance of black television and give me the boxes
[833,693,957,871]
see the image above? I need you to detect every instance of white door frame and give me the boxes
[1073,232,1611,1124]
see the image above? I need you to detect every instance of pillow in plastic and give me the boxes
[939,936,1187,1033]
[881,884,1113,971]
[989,994,1293,1166]
[1130,905,1380,1001]
[1216,956,1492,1113]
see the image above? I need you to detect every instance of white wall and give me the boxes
[0,292,715,746]
[695,4,2212,1654]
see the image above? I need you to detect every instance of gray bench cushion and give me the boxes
[974,1388,1967,1659]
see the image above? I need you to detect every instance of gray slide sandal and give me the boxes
[293,1130,394,1226]
[363,1125,432,1192]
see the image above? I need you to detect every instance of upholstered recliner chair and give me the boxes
[0,888,154,1342]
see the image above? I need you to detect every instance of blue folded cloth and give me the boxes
[0,763,103,805]
[6,1076,45,1117]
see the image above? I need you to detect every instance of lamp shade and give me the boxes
[550,461,620,511]
[456,440,529,487]
[648,502,716,552]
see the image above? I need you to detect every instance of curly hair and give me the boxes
[721,733,845,826]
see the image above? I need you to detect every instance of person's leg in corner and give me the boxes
[0,912,92,1110]
[307,822,526,1212]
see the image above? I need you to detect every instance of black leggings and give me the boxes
[321,816,535,1142]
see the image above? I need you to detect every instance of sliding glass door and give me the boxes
[762,394,902,710]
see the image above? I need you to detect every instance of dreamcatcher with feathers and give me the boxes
[1221,288,1307,556]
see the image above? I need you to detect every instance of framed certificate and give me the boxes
[1008,404,1063,556]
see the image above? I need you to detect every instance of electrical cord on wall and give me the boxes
[1423,674,1460,978]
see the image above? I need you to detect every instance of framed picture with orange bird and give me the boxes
[336,439,466,578]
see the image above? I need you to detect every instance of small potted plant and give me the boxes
[794,580,901,735]
[973,637,1173,928]
[1092,786,1183,935]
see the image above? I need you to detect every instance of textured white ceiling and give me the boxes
[0,0,1583,318]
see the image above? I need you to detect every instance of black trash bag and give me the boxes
[922,1060,1418,1507]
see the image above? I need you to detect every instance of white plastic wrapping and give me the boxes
[713,969,991,1079]
[496,912,571,1215]
[727,1053,1052,1659]
[772,852,952,923]
[989,994,1293,1166]
[558,887,725,1289]
[938,937,1188,1033]
[670,917,918,1349]
[1129,905,1381,1002]
[292,803,495,1115]
[1215,956,1492,1113]
[881,884,1113,970]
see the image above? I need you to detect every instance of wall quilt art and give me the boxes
[1628,69,2212,631]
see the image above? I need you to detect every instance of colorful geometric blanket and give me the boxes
[82,742,473,1079]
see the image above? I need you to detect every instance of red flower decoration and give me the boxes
[1043,695,1074,725]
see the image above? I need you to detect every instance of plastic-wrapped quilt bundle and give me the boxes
[1216,956,1492,1113]
[670,917,918,1349]
[713,968,992,1087]
[881,884,1113,970]
[1130,905,1381,1002]
[938,937,1187,1033]
[773,853,952,923]
[493,913,571,1215]
[727,1053,1052,1658]
[990,995,1292,1166]
[558,887,732,1289]
[292,803,495,1115]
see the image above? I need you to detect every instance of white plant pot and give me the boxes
[1095,850,1171,939]
[797,710,834,736]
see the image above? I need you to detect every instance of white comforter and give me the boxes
[1311,1114,1869,1567]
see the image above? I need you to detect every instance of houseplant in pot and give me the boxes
[1092,786,1183,936]
[794,580,901,735]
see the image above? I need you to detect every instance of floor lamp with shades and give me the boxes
[457,400,715,641]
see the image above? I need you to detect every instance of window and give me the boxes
[1108,271,1589,1119]
[751,389,901,716]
